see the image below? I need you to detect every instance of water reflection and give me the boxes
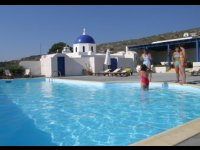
[41,82,53,98]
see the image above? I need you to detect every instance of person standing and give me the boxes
[179,45,187,84]
[140,49,152,81]
[172,46,181,83]
[140,64,149,90]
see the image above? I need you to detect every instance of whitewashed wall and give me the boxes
[40,55,52,77]
[91,56,105,73]
[65,57,90,76]
[19,61,41,76]
[73,43,96,54]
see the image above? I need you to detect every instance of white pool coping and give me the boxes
[129,118,200,146]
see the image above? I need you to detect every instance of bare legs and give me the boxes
[175,66,180,83]
[179,63,186,84]
[147,64,152,82]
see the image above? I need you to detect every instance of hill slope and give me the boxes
[96,27,200,53]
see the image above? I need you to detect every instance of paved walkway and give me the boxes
[56,73,200,146]
[58,73,200,85]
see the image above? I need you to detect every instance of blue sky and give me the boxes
[0,5,200,61]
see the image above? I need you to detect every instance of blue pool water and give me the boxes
[0,78,200,146]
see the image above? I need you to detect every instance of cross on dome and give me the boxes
[83,28,86,35]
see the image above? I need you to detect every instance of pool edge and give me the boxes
[129,117,200,146]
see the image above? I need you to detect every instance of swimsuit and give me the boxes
[143,54,151,67]
[174,55,180,67]
[141,74,149,86]
[179,55,184,63]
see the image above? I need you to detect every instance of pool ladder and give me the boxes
[48,71,61,82]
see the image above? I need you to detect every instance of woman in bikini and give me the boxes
[172,46,181,83]
[140,64,149,90]
[179,45,187,84]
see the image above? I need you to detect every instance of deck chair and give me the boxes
[4,69,12,79]
[114,69,129,77]
[24,69,32,77]
[94,69,111,76]
[189,62,200,76]
[121,68,133,77]
[109,68,122,76]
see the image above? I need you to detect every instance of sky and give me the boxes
[0,5,200,61]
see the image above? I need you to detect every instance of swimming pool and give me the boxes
[0,78,200,146]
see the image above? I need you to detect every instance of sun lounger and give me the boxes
[189,62,200,76]
[109,68,122,76]
[94,69,111,76]
[189,67,200,76]
[24,69,32,77]
[117,69,129,77]
[110,69,132,77]
[4,69,12,79]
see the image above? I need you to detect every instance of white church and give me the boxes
[20,29,137,77]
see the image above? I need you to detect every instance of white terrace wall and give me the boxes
[90,56,105,73]
[40,55,52,77]
[65,57,90,76]
[19,61,41,76]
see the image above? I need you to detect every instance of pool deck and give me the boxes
[55,73,200,146]
[56,73,200,85]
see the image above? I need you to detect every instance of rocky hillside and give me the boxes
[0,55,41,68]
[20,55,41,61]
[96,27,200,53]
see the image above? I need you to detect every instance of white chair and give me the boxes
[4,69,12,78]
[189,62,200,76]
[4,69,12,77]
[24,69,32,77]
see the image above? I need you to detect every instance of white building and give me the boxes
[20,29,137,77]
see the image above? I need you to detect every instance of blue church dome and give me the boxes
[75,35,95,44]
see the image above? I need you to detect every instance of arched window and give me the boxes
[91,46,93,52]
[83,46,85,52]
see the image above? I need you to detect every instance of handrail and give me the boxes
[58,71,61,77]
[48,71,62,82]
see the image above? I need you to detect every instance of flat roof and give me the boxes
[128,37,200,50]
[152,37,193,44]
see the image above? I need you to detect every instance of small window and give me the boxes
[83,46,85,52]
[76,47,77,52]
[91,46,93,52]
